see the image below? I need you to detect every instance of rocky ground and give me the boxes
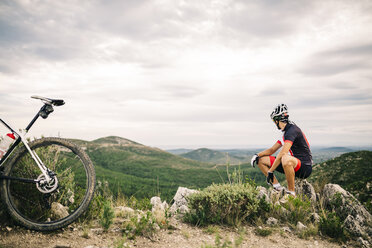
[1,182,370,248]
[0,218,342,248]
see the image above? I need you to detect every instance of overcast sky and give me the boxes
[1,0,372,149]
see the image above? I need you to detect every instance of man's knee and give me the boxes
[258,156,271,168]
[281,155,296,168]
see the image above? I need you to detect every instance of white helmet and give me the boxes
[270,103,289,122]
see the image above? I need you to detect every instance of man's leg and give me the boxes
[281,155,299,192]
[257,156,280,185]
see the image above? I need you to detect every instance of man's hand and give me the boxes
[267,171,274,185]
[250,154,259,167]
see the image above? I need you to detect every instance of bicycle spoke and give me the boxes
[3,138,94,228]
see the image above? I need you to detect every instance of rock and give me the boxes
[5,226,12,232]
[323,184,372,240]
[343,215,366,237]
[310,213,320,223]
[151,196,162,206]
[282,226,292,233]
[178,205,189,214]
[169,187,199,214]
[296,222,307,231]
[322,184,371,223]
[256,186,270,203]
[357,237,370,248]
[51,202,69,219]
[279,195,289,205]
[266,217,278,226]
[295,179,316,204]
[114,206,135,217]
[150,196,169,212]
[90,228,104,235]
[268,188,286,203]
[154,223,161,231]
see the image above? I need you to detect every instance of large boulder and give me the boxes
[322,184,371,223]
[150,196,169,212]
[322,184,372,241]
[295,179,316,204]
[169,187,198,214]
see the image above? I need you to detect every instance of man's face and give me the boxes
[273,119,281,130]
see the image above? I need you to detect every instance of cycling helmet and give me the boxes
[270,103,289,122]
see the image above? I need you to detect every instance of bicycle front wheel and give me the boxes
[1,137,95,231]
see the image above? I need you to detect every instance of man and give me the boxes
[250,104,313,196]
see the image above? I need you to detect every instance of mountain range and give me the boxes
[73,136,267,201]
[71,136,371,207]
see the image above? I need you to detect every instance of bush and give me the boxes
[297,224,318,239]
[99,200,115,231]
[79,180,112,223]
[122,211,158,240]
[254,227,272,237]
[319,211,346,241]
[185,182,262,226]
[281,195,312,225]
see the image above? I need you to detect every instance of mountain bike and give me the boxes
[0,96,96,231]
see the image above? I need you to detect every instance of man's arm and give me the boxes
[269,141,292,172]
[258,142,282,157]
[251,141,282,168]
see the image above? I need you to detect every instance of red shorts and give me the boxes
[269,156,301,172]
[269,156,312,179]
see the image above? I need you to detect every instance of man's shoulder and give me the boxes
[285,123,297,132]
[284,123,301,138]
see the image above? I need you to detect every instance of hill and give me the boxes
[180,148,259,164]
[180,148,240,164]
[69,136,270,201]
[166,148,193,155]
[310,150,372,212]
[92,136,142,146]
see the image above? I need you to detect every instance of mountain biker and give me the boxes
[250,104,313,196]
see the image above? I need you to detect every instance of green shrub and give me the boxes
[185,182,262,226]
[99,200,115,231]
[285,196,312,224]
[122,211,157,240]
[297,224,318,239]
[254,227,272,237]
[79,180,112,223]
[319,211,346,240]
[126,197,152,211]
[278,195,312,225]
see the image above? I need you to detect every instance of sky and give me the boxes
[0,0,372,149]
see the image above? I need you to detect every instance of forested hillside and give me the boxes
[310,150,372,212]
[76,136,269,201]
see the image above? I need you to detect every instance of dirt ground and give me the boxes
[0,217,343,248]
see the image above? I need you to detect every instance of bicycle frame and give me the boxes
[0,103,54,183]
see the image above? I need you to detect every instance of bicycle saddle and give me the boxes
[31,96,65,106]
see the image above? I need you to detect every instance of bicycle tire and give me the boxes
[0,137,95,231]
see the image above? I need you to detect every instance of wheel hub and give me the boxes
[36,174,58,193]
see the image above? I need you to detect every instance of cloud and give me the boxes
[1,0,372,147]
[221,0,315,40]
[298,42,372,76]
[322,43,372,57]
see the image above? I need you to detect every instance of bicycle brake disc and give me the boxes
[36,174,58,193]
